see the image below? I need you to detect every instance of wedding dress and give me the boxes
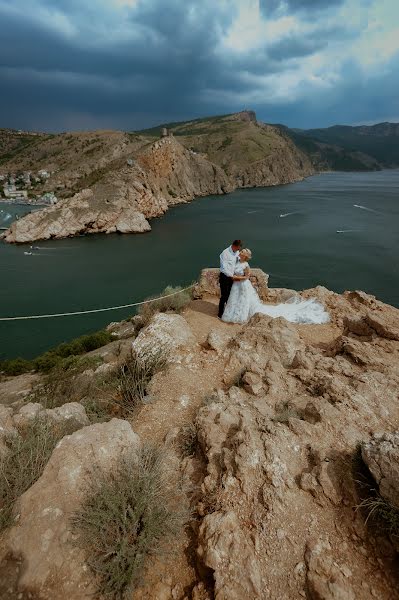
[222,262,330,324]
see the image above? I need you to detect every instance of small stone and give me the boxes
[340,565,352,578]
[242,371,263,395]
[294,562,306,576]
[276,529,285,540]
[179,395,190,407]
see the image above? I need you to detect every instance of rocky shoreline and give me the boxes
[1,275,398,599]
[1,118,313,244]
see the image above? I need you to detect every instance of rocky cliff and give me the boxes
[2,136,233,243]
[1,280,399,599]
[1,112,313,243]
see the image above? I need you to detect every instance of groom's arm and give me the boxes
[220,250,235,277]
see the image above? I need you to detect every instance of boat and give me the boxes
[24,251,33,256]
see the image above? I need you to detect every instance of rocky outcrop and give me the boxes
[2,187,151,243]
[2,284,399,599]
[12,401,89,433]
[194,267,269,300]
[194,291,399,600]
[2,136,232,243]
[0,419,141,599]
[132,312,196,357]
[362,433,399,509]
[232,125,314,188]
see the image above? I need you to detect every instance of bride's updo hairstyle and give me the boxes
[241,248,252,260]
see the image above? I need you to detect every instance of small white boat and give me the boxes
[24,251,33,256]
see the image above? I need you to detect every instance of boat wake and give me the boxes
[279,212,297,218]
[0,211,12,223]
[353,204,379,213]
[336,229,358,233]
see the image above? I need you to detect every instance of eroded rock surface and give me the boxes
[362,433,399,509]
[0,419,141,599]
[132,312,196,356]
[194,267,269,301]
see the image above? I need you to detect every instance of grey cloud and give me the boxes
[260,0,345,15]
[0,0,396,132]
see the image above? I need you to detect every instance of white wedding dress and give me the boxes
[222,262,330,324]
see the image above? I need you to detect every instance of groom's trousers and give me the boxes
[218,272,233,318]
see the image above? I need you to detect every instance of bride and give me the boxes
[222,248,330,324]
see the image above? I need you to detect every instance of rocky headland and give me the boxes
[1,112,313,243]
[0,273,398,599]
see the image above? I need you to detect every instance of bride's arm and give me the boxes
[233,266,250,281]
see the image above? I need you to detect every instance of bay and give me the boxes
[0,170,398,359]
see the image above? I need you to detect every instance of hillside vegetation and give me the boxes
[287,122,399,170]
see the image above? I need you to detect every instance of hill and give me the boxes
[1,112,398,243]
[286,122,399,170]
[0,111,313,243]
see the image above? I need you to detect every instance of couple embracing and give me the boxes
[218,239,330,325]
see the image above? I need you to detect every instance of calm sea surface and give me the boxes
[1,170,398,359]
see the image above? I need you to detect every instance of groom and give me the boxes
[218,239,242,318]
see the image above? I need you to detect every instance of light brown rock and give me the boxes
[1,419,141,599]
[362,432,399,509]
[12,402,89,434]
[198,511,263,600]
[305,540,355,600]
[205,329,232,353]
[242,371,263,395]
[194,268,269,301]
[132,313,195,356]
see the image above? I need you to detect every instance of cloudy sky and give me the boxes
[0,0,398,132]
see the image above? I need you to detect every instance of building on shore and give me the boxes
[3,184,28,200]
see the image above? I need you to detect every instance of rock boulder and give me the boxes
[1,419,141,599]
[362,432,399,509]
[193,268,269,301]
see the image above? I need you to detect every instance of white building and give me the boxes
[3,184,28,200]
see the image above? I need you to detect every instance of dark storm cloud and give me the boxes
[260,0,345,16]
[0,0,396,131]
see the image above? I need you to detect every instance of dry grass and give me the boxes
[103,346,167,416]
[138,285,193,326]
[30,355,102,409]
[71,445,187,599]
[272,401,302,423]
[0,419,63,530]
[178,423,198,457]
[353,444,399,547]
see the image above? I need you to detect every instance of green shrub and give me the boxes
[0,329,113,376]
[31,354,103,409]
[0,419,63,530]
[138,285,192,326]
[33,330,113,372]
[71,446,186,599]
[0,357,32,376]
